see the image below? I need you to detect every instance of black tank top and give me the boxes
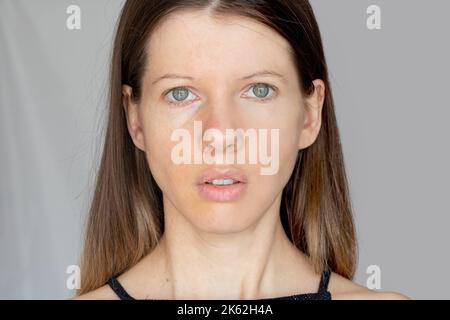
[107,269,332,300]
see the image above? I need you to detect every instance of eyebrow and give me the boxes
[151,70,286,85]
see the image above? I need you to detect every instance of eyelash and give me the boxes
[163,83,278,107]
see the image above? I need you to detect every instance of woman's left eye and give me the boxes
[243,83,277,102]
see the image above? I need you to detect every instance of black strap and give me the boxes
[318,269,331,293]
[107,277,135,300]
[107,272,330,300]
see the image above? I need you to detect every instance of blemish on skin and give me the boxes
[167,102,204,128]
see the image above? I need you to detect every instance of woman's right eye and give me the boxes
[164,87,198,106]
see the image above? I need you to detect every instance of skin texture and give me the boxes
[76,9,409,300]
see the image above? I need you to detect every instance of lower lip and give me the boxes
[197,182,247,201]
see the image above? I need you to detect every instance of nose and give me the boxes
[203,97,235,131]
[196,93,243,158]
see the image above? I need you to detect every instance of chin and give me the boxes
[185,203,261,234]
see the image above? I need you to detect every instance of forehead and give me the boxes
[145,9,294,78]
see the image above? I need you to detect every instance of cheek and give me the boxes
[139,107,204,209]
[138,108,179,194]
[278,115,302,166]
[259,102,302,192]
[252,101,302,166]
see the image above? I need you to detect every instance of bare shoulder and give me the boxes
[328,272,411,300]
[71,284,118,300]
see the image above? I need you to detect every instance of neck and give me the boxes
[152,195,312,299]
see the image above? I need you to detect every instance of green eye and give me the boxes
[245,83,277,102]
[171,87,189,101]
[165,87,197,106]
[252,84,270,98]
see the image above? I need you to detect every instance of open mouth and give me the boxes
[197,168,247,201]
[205,179,241,186]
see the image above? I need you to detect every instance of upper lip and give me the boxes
[197,167,248,185]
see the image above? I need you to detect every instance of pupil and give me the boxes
[253,84,269,98]
[173,88,188,101]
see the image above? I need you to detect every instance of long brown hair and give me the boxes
[78,0,357,295]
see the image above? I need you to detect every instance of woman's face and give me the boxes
[124,9,323,233]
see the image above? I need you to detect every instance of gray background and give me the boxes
[0,0,448,299]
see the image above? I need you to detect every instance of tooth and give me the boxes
[208,179,237,186]
[222,179,234,185]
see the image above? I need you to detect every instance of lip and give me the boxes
[196,168,248,201]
